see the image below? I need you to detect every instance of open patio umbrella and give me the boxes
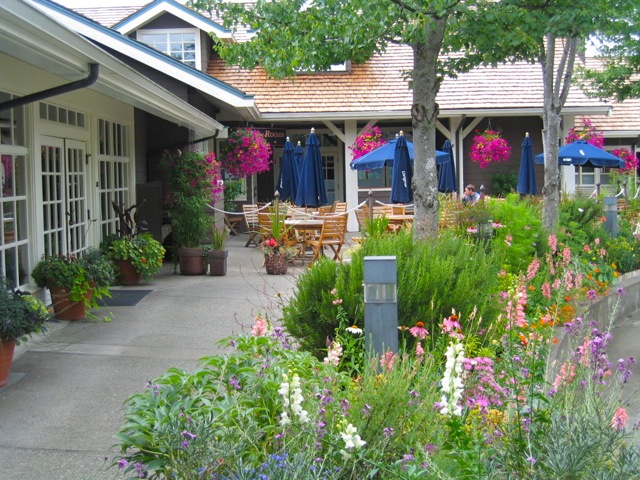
[534,140,625,168]
[438,139,457,193]
[276,137,298,202]
[517,133,537,195]
[390,134,413,203]
[350,136,449,171]
[295,128,328,207]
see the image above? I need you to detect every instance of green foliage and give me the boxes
[104,233,165,281]
[162,150,216,248]
[282,229,505,358]
[31,250,113,313]
[485,194,545,273]
[558,196,609,249]
[605,231,640,274]
[223,178,244,212]
[209,223,230,251]
[0,278,50,343]
[491,172,518,197]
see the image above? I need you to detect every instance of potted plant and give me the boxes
[258,199,296,275]
[102,201,166,285]
[207,223,230,276]
[162,150,223,275]
[31,249,113,320]
[0,279,51,387]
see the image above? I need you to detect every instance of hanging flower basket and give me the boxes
[470,130,512,168]
[565,118,604,148]
[611,148,639,173]
[349,126,387,160]
[221,128,272,178]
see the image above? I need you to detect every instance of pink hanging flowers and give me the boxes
[565,118,604,148]
[222,128,272,178]
[611,148,639,173]
[470,130,512,168]
[349,126,387,160]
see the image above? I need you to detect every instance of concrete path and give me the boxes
[0,235,307,480]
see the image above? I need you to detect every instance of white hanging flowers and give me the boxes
[339,422,366,459]
[439,341,465,417]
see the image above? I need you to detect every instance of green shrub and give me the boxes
[491,172,518,197]
[485,194,545,272]
[282,229,504,358]
[606,232,640,274]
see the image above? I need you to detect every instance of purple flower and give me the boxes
[383,427,394,437]
[117,459,128,470]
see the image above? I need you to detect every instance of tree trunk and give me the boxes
[411,18,447,240]
[541,34,578,231]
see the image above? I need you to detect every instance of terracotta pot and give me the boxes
[0,338,16,388]
[264,253,288,275]
[49,285,90,321]
[178,247,207,275]
[114,259,142,285]
[208,250,228,276]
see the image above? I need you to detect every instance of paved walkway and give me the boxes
[0,235,307,480]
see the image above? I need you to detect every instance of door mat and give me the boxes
[99,289,152,307]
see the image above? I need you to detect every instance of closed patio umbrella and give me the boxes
[295,128,328,207]
[438,139,457,193]
[534,140,625,168]
[517,133,537,195]
[294,140,304,178]
[390,133,413,203]
[276,137,298,202]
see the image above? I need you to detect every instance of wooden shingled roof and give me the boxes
[72,3,609,118]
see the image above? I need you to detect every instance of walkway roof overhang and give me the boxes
[254,105,612,123]
[3,0,224,136]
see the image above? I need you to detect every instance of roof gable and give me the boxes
[29,0,256,114]
[113,0,231,41]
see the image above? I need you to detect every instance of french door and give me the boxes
[40,136,89,257]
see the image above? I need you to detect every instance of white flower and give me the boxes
[346,325,363,335]
[439,341,465,417]
[340,423,366,450]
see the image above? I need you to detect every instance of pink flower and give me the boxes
[548,234,558,253]
[526,258,540,281]
[251,314,269,336]
[409,321,429,339]
[380,351,397,372]
[415,342,424,358]
[611,407,628,430]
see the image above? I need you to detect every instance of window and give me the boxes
[1,91,29,286]
[97,119,130,238]
[138,29,198,68]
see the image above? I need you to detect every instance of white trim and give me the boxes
[115,1,232,41]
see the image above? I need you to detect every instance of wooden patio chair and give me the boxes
[332,201,348,214]
[306,214,348,265]
[243,204,260,247]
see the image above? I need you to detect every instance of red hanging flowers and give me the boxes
[470,130,512,168]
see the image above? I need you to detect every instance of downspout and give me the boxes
[0,63,100,112]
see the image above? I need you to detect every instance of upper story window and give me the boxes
[137,29,199,69]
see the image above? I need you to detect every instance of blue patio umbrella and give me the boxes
[295,128,328,207]
[276,137,298,202]
[350,136,449,171]
[438,139,457,193]
[534,140,625,168]
[390,134,413,203]
[517,133,537,195]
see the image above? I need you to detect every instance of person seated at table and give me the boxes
[462,184,480,205]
